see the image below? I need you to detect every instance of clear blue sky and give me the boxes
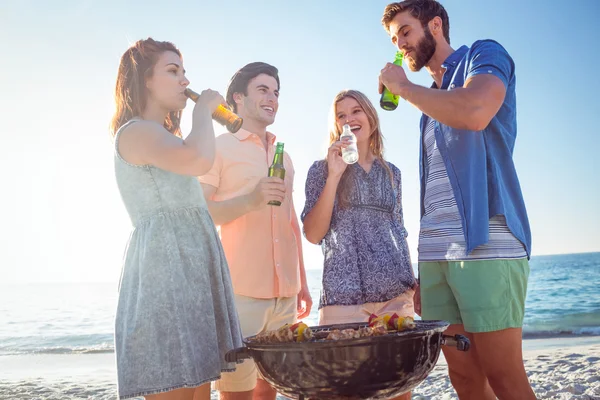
[1,0,598,283]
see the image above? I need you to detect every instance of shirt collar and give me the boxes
[442,45,469,69]
[232,128,277,145]
[430,45,469,89]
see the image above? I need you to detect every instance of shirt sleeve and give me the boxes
[466,39,514,89]
[391,163,408,238]
[300,160,328,224]
[284,151,295,192]
[197,141,222,188]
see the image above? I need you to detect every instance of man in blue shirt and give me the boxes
[378,1,535,399]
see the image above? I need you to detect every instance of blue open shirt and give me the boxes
[419,40,532,258]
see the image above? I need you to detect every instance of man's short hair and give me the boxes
[225,62,280,113]
[382,0,450,44]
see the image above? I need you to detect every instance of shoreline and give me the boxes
[522,334,600,350]
[2,333,598,357]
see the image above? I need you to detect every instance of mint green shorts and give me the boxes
[419,258,529,333]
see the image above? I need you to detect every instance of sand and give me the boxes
[1,337,599,400]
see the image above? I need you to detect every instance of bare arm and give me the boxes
[201,177,286,226]
[117,90,223,176]
[303,142,348,244]
[201,183,257,226]
[379,65,506,131]
[400,74,506,131]
[379,40,514,131]
[291,200,313,318]
[118,117,214,176]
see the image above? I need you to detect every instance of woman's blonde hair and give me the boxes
[327,89,394,208]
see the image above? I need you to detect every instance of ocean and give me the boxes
[0,252,599,399]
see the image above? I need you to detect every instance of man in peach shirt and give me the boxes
[199,62,312,400]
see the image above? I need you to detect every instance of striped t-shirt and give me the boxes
[418,116,527,262]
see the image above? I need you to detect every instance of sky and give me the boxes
[1,0,599,283]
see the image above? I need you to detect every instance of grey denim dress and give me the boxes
[113,120,243,399]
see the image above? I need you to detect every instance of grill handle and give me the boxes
[225,347,252,363]
[442,334,470,352]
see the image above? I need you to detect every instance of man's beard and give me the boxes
[406,26,436,72]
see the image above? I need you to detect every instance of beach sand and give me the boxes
[414,337,600,399]
[1,337,599,400]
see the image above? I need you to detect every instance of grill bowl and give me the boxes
[226,320,469,399]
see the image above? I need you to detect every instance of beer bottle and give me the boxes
[184,88,243,133]
[267,142,286,206]
[379,51,404,111]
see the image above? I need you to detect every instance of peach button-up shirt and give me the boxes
[199,129,301,299]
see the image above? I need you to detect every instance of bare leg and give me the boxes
[219,390,254,400]
[192,384,211,400]
[473,328,536,400]
[252,378,278,400]
[442,324,496,400]
[146,387,197,400]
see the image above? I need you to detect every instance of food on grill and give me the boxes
[253,324,292,343]
[368,313,392,329]
[394,315,417,330]
[250,313,416,344]
[252,322,313,343]
[325,325,388,340]
[325,313,416,340]
[368,313,417,331]
[292,322,313,342]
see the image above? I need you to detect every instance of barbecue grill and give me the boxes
[226,320,469,399]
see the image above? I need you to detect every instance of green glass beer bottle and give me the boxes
[380,51,404,111]
[267,142,285,206]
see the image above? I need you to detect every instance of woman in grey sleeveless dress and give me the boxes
[110,38,243,400]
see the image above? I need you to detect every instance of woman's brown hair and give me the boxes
[110,38,183,137]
